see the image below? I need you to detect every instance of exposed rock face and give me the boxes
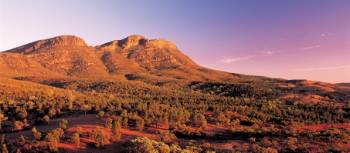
[7,35,87,54]
[97,35,197,70]
[1,35,213,80]
[4,35,108,77]
[0,53,61,77]
[118,35,147,49]
[145,39,177,49]
[97,35,177,51]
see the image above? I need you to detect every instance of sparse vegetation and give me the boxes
[0,35,349,152]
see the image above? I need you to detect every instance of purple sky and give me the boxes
[0,0,349,83]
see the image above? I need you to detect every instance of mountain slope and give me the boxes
[5,35,108,77]
[1,35,242,82]
[1,35,349,105]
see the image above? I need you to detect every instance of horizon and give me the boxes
[1,0,349,83]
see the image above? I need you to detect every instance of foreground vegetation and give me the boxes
[0,78,349,153]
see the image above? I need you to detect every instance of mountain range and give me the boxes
[0,35,235,81]
[1,35,350,152]
[0,35,349,104]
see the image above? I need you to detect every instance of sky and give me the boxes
[0,0,349,83]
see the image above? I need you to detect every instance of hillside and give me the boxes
[0,35,349,153]
[1,35,349,107]
[1,35,235,82]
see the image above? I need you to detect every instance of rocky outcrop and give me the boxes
[97,35,177,51]
[6,35,87,54]
[118,35,147,49]
[0,35,206,80]
[97,35,197,70]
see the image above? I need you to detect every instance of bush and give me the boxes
[126,137,169,153]
[159,130,177,143]
[45,128,64,152]
[90,127,109,148]
[59,119,69,130]
[31,127,42,140]
[111,120,122,141]
[71,132,80,147]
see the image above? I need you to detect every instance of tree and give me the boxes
[347,100,350,109]
[67,100,74,111]
[159,130,177,143]
[287,137,298,151]
[43,115,50,124]
[136,118,145,131]
[45,128,64,152]
[1,144,8,153]
[76,126,82,134]
[32,127,42,140]
[158,143,171,153]
[90,127,109,148]
[98,111,105,118]
[19,135,26,144]
[71,132,80,148]
[13,120,24,131]
[105,117,113,129]
[193,113,207,128]
[48,108,57,118]
[122,118,128,128]
[59,119,68,130]
[81,104,91,116]
[217,113,229,125]
[127,137,177,153]
[16,109,28,120]
[111,120,122,141]
[0,112,7,129]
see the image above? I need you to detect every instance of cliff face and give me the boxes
[7,35,88,54]
[0,35,213,81]
[98,35,198,70]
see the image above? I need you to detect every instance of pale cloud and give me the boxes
[294,64,350,72]
[301,45,321,50]
[219,50,278,64]
[320,32,334,37]
[219,56,255,64]
[262,50,276,56]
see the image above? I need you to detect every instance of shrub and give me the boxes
[43,115,50,124]
[90,127,109,148]
[159,130,177,143]
[45,128,64,152]
[105,117,113,129]
[31,127,42,140]
[193,113,207,128]
[1,144,8,153]
[13,120,24,131]
[111,120,122,141]
[71,132,80,147]
[59,119,68,130]
[136,118,145,131]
